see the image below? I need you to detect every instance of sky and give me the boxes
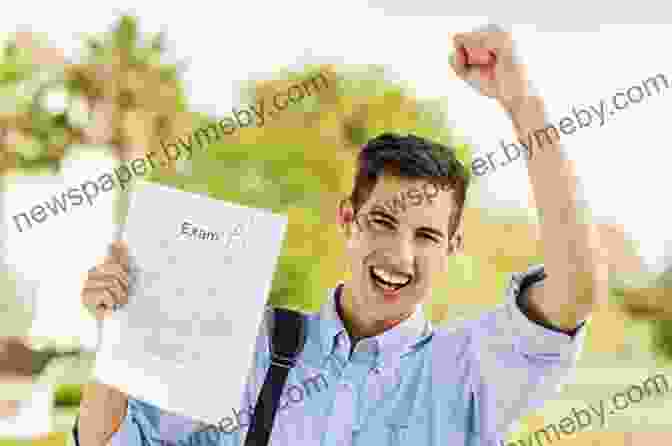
[1,2,671,341]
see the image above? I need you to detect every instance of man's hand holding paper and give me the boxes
[82,241,130,321]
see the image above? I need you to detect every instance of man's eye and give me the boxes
[371,219,396,230]
[419,233,441,244]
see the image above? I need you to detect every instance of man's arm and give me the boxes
[451,25,607,332]
[506,94,606,331]
[77,380,128,446]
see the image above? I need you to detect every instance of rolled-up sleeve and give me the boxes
[108,397,164,446]
[469,264,587,439]
[505,264,587,360]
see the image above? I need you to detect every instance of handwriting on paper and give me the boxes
[179,219,253,250]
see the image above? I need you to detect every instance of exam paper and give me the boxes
[93,181,287,424]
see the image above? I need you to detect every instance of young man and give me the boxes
[76,25,605,446]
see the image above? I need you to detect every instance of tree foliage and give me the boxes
[0,15,188,174]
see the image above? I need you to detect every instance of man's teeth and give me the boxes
[378,282,398,291]
[372,267,410,286]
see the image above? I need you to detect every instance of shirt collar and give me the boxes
[316,283,433,364]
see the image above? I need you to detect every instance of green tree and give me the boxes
[0,15,188,174]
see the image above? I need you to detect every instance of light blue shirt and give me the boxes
[105,264,586,446]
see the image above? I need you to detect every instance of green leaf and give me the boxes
[114,15,140,51]
[54,383,82,407]
[150,32,166,52]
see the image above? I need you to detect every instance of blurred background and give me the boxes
[1,5,671,446]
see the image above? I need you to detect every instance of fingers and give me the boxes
[95,296,117,321]
[453,24,513,65]
[450,45,470,79]
[451,34,495,85]
[453,32,486,61]
[82,287,118,321]
[478,24,514,52]
[108,240,130,273]
[87,263,129,301]
[80,241,133,321]
[454,24,512,52]
[82,261,130,320]
[451,25,515,90]
[88,263,129,294]
[454,40,496,66]
[85,279,126,304]
[81,240,131,320]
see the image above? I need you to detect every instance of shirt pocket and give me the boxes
[351,422,406,446]
[352,417,430,446]
[394,416,431,446]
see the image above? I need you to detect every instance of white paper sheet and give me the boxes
[93,181,287,424]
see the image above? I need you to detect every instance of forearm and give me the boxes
[77,380,128,446]
[505,95,605,328]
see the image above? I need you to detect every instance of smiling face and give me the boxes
[340,173,460,325]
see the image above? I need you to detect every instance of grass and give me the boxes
[0,432,68,446]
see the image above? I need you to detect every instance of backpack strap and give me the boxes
[72,416,81,446]
[244,307,307,446]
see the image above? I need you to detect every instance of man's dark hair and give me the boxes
[349,132,471,239]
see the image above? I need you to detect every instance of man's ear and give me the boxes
[448,226,465,255]
[337,198,355,237]
[453,231,464,253]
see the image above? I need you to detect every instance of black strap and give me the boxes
[244,307,306,446]
[72,415,81,446]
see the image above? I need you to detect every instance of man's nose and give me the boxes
[388,231,415,269]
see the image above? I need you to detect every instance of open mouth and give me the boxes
[369,266,412,292]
